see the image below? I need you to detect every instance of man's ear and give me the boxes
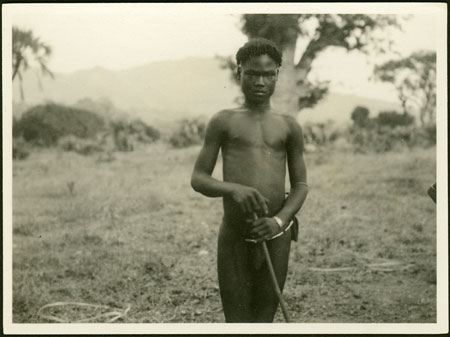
[236,66,241,81]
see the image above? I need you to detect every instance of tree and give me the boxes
[73,97,124,122]
[351,106,370,127]
[220,14,401,116]
[374,50,436,126]
[15,103,105,146]
[12,26,54,101]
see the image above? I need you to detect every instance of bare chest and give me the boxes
[225,116,288,151]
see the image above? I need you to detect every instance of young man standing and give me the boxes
[191,38,308,322]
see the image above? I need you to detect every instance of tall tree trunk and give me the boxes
[18,72,25,101]
[272,40,300,116]
[399,93,408,115]
[272,36,326,117]
[12,55,22,81]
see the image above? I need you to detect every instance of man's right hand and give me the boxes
[229,185,269,215]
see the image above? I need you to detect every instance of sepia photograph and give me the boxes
[2,2,447,334]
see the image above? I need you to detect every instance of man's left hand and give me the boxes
[249,217,281,242]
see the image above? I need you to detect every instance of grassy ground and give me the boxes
[12,143,436,323]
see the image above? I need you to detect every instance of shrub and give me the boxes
[113,129,134,152]
[109,118,160,151]
[376,111,415,128]
[346,108,430,153]
[13,137,30,160]
[351,106,370,127]
[110,120,134,152]
[72,97,123,121]
[96,150,115,163]
[13,117,21,138]
[302,121,342,151]
[14,103,105,146]
[169,117,207,148]
[346,124,434,153]
[416,123,436,147]
[58,135,103,156]
[128,119,160,143]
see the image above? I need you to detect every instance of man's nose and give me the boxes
[254,76,265,86]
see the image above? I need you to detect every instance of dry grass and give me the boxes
[12,143,436,323]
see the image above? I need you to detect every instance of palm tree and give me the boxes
[12,26,54,100]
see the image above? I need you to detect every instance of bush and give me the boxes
[14,103,105,146]
[109,118,160,151]
[13,137,30,160]
[128,119,160,143]
[416,124,436,147]
[169,117,207,148]
[302,121,342,151]
[58,135,103,156]
[13,117,21,138]
[351,106,370,128]
[376,111,415,128]
[346,108,431,153]
[347,124,435,153]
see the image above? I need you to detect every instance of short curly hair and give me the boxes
[236,38,282,67]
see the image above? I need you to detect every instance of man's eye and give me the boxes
[245,73,276,80]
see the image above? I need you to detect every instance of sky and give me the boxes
[5,3,443,102]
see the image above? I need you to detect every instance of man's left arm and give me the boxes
[275,118,308,229]
[249,118,308,241]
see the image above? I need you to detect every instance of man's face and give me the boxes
[239,54,279,104]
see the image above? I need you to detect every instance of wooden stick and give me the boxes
[253,213,291,322]
[261,241,291,322]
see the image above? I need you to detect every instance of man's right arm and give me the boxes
[191,111,269,214]
[191,111,234,197]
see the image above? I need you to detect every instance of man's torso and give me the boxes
[219,108,291,226]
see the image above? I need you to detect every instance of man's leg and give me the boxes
[251,232,291,322]
[217,221,254,322]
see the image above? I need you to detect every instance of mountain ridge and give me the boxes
[12,56,401,125]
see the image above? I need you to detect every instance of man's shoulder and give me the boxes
[210,108,243,123]
[271,112,302,130]
[217,107,246,116]
[205,109,236,133]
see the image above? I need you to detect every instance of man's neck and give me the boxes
[244,100,271,114]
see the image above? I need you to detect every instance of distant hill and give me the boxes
[297,91,401,126]
[12,56,400,126]
[12,57,239,123]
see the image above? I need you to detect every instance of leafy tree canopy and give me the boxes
[374,50,436,126]
[220,14,402,116]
